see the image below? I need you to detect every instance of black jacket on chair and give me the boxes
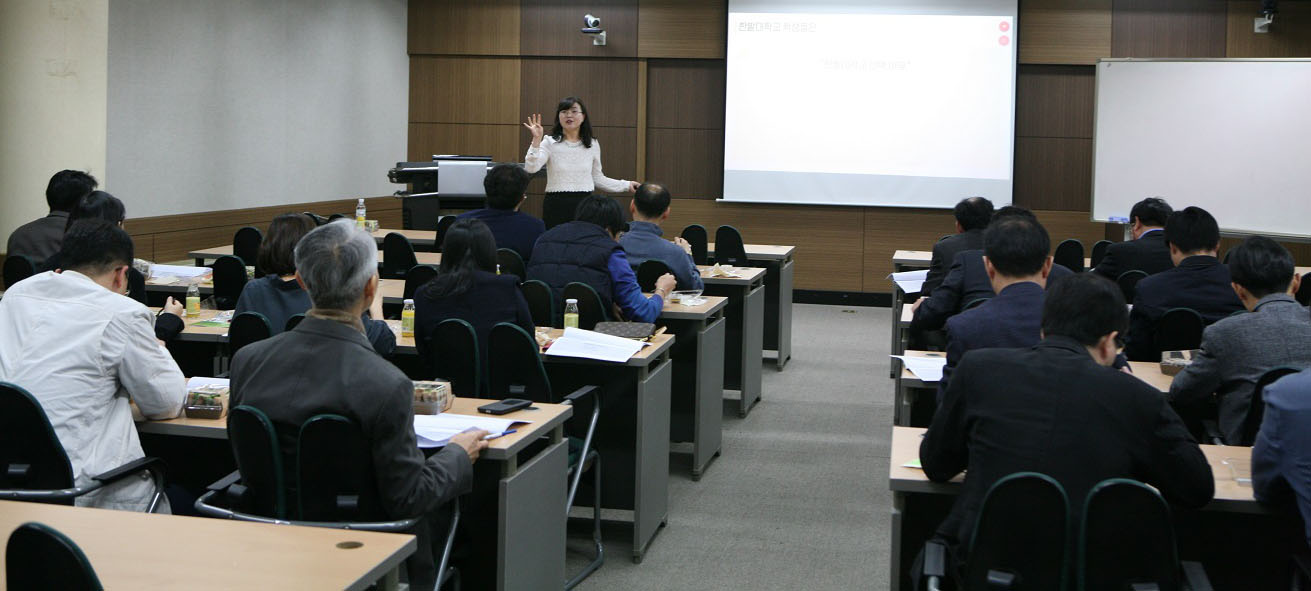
[920,336,1214,562]
[923,229,985,295]
[527,221,620,311]
[912,250,1074,333]
[1125,255,1243,361]
[1091,230,1173,280]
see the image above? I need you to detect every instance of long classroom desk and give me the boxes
[699,265,766,417]
[0,499,414,590]
[186,244,441,266]
[706,243,795,370]
[655,296,729,479]
[136,398,572,591]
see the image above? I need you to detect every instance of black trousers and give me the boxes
[542,191,592,229]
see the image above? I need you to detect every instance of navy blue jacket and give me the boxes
[527,221,620,313]
[457,208,545,263]
[1126,255,1243,361]
[1091,229,1173,280]
[1253,370,1311,546]
[913,250,1073,332]
[940,281,1046,401]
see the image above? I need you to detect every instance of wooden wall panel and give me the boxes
[638,0,727,59]
[409,57,521,124]
[591,126,640,184]
[1111,0,1228,57]
[519,59,639,127]
[1033,209,1112,247]
[646,59,726,129]
[408,0,520,56]
[1226,1,1311,57]
[645,128,724,199]
[1019,0,1113,65]
[520,0,638,57]
[1014,137,1093,212]
[407,123,521,163]
[862,209,956,292]
[1015,65,1095,138]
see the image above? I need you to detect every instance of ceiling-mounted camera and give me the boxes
[581,14,606,46]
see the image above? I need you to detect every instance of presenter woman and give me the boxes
[524,96,639,228]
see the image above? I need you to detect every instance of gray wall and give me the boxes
[107,0,408,218]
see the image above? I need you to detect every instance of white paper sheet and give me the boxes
[544,327,643,363]
[891,354,947,382]
[888,269,929,294]
[151,264,212,279]
[413,413,528,448]
[186,377,230,390]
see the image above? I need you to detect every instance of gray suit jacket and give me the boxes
[1169,294,1311,443]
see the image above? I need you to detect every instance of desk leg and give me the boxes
[738,285,765,417]
[767,258,794,370]
[634,357,673,562]
[890,491,904,591]
[890,292,904,379]
[498,438,568,591]
[692,316,726,480]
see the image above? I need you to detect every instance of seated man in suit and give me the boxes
[938,213,1053,401]
[1125,206,1243,361]
[912,206,1073,333]
[919,273,1214,584]
[457,163,545,262]
[1169,236,1311,444]
[230,220,489,589]
[1092,196,1174,279]
[922,196,993,294]
[5,169,97,263]
[619,183,703,291]
[1253,369,1311,546]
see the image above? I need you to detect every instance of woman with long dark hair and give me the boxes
[523,96,639,228]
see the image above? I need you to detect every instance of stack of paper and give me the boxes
[151,264,212,279]
[891,355,947,382]
[888,269,929,294]
[186,376,230,391]
[545,327,643,363]
[413,413,529,448]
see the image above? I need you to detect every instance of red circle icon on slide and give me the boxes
[999,21,1010,32]
[999,35,1010,46]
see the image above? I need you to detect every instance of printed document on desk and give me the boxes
[891,355,946,382]
[151,264,213,279]
[545,327,644,363]
[413,413,529,448]
[888,269,929,294]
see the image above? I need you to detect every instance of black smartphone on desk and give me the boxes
[478,398,532,415]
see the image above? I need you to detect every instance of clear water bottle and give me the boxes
[401,299,415,337]
[186,283,201,317]
[563,298,580,329]
[356,198,367,229]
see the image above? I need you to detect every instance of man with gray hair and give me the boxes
[230,220,487,588]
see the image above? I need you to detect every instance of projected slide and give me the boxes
[723,1,1018,208]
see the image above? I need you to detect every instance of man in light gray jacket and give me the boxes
[1170,236,1311,444]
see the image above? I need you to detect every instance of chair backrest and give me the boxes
[211,255,248,310]
[1154,307,1204,354]
[327,213,347,222]
[562,282,608,330]
[1222,249,1231,264]
[232,226,263,268]
[1241,366,1303,446]
[297,414,383,522]
[284,313,306,332]
[434,216,458,251]
[6,522,103,590]
[1298,282,1311,307]
[1116,270,1148,303]
[3,255,37,289]
[522,280,556,328]
[713,225,749,267]
[965,472,1069,591]
[487,323,553,403]
[0,383,76,497]
[1090,240,1113,269]
[381,233,419,280]
[430,318,481,397]
[636,259,673,292]
[302,212,329,226]
[681,224,709,265]
[403,264,439,300]
[227,405,286,518]
[1079,478,1180,591]
[938,234,953,242]
[229,312,273,357]
[962,297,990,312]
[496,248,526,282]
[1054,239,1085,273]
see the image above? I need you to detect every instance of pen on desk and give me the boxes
[484,429,516,441]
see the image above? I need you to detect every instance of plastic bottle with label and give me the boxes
[401,299,416,337]
[563,299,580,329]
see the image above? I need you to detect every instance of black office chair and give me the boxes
[1090,239,1113,269]
[0,382,165,511]
[713,225,750,267]
[1154,307,1205,354]
[636,259,674,292]
[1222,249,1232,265]
[1080,478,1211,591]
[6,522,103,590]
[1054,238,1085,273]
[327,213,348,222]
[923,472,1069,591]
[938,234,953,242]
[232,226,262,269]
[1239,366,1302,447]
[430,318,481,397]
[302,212,329,226]
[211,255,247,310]
[681,224,709,265]
[1298,281,1311,307]
[486,323,603,589]
[434,216,457,253]
[522,280,556,328]
[284,313,306,332]
[496,248,526,282]
[229,311,272,357]
[562,282,608,330]
[1117,270,1148,303]
[3,254,37,289]
[403,264,439,300]
[382,233,419,280]
[962,297,990,312]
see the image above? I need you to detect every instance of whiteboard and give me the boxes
[1093,59,1311,239]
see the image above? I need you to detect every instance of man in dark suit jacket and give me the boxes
[1253,369,1311,546]
[1126,206,1243,361]
[921,196,992,294]
[230,220,488,589]
[1169,236,1311,444]
[1092,197,1175,280]
[920,274,1214,581]
[457,163,545,262]
[5,170,97,263]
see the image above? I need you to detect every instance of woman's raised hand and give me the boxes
[524,113,544,145]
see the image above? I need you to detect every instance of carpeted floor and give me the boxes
[570,303,895,590]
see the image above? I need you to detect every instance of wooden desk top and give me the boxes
[887,426,1261,513]
[388,323,673,366]
[697,265,766,285]
[706,242,796,261]
[1129,361,1174,393]
[377,278,407,303]
[655,294,728,321]
[373,228,436,246]
[892,250,933,266]
[187,244,441,266]
[0,499,414,590]
[1297,266,1310,277]
[145,276,213,294]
